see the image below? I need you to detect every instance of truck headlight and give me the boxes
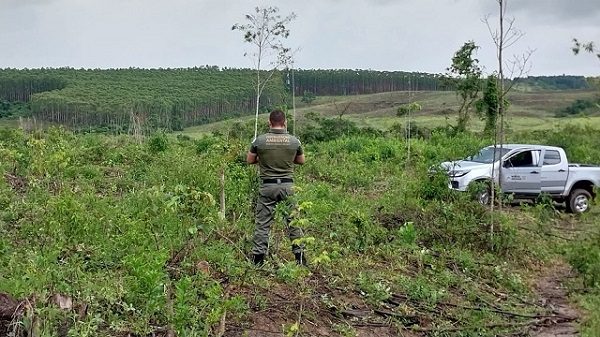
[449,170,470,177]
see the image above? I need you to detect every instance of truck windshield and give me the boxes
[468,147,511,163]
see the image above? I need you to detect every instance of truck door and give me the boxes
[500,149,542,194]
[541,149,568,195]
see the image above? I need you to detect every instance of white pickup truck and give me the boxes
[441,144,600,213]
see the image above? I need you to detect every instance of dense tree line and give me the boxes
[513,75,590,90]
[8,68,591,132]
[290,69,445,96]
[0,70,67,101]
[0,68,452,131]
[0,68,284,131]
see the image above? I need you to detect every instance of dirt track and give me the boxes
[531,262,580,337]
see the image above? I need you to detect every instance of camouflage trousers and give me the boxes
[252,182,304,255]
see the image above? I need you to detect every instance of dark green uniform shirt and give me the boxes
[250,128,303,179]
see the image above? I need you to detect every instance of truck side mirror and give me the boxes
[503,160,511,168]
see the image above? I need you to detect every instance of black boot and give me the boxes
[294,252,308,266]
[252,253,265,266]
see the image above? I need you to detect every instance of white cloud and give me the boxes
[0,0,598,75]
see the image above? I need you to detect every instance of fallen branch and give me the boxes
[413,314,577,333]
[214,229,247,260]
[390,293,570,321]
[226,325,332,337]
[214,310,227,337]
[295,302,303,337]
[437,301,550,319]
[340,309,371,318]
[412,318,541,333]
[351,322,390,328]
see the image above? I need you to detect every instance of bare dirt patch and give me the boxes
[223,272,401,337]
[530,262,580,337]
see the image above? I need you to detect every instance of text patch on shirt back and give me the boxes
[266,135,290,145]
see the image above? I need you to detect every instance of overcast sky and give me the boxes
[1,0,598,76]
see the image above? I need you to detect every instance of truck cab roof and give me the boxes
[488,144,564,152]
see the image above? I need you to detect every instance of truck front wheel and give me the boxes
[567,189,592,214]
[469,181,491,205]
[477,188,491,205]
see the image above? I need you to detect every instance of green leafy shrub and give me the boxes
[148,133,169,153]
[2,123,599,336]
[301,90,316,104]
[299,116,361,143]
[556,98,600,117]
[357,272,391,304]
[568,232,600,288]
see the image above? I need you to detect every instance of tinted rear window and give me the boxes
[543,150,561,165]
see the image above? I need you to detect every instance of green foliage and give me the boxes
[568,231,600,288]
[292,69,445,96]
[195,136,220,154]
[299,114,362,143]
[580,293,600,337]
[231,6,295,49]
[397,222,417,246]
[148,133,169,153]
[572,38,600,61]
[388,122,432,139]
[396,102,422,117]
[476,74,502,135]
[357,272,391,304]
[514,124,600,164]
[1,123,600,335]
[444,41,483,131]
[0,68,285,132]
[557,98,600,117]
[0,100,31,118]
[301,90,316,104]
[0,72,67,101]
[513,75,590,90]
[396,274,447,304]
[0,68,453,133]
[276,262,310,284]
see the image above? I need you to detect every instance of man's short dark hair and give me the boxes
[269,109,286,127]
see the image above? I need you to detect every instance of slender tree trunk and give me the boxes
[498,0,506,211]
[292,66,296,135]
[406,78,412,168]
[254,46,262,141]
[219,166,226,220]
[490,0,506,242]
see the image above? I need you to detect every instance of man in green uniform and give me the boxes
[247,109,306,266]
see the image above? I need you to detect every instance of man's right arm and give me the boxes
[294,141,305,165]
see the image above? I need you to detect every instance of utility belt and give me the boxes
[261,178,293,184]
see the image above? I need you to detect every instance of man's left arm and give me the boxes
[247,151,258,164]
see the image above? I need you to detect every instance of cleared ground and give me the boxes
[180,89,599,137]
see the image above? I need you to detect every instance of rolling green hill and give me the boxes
[2,69,595,134]
[180,89,600,138]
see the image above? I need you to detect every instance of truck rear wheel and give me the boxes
[567,189,591,214]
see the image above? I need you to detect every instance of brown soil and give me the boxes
[0,293,21,336]
[0,263,583,337]
[530,262,580,337]
[223,272,402,337]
